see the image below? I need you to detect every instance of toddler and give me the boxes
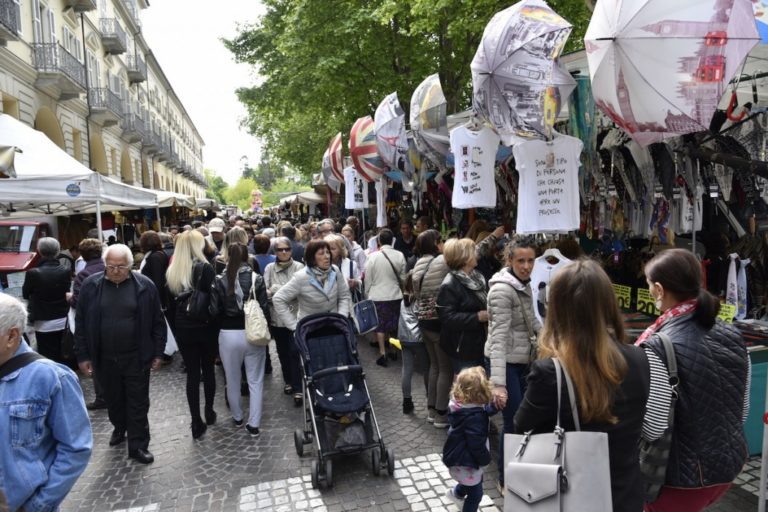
[442,366,496,511]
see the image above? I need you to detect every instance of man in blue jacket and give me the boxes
[0,293,92,512]
[75,244,166,465]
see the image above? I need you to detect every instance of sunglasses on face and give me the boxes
[276,247,291,253]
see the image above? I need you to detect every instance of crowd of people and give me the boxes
[0,210,752,512]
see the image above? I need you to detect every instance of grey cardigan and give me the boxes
[273,265,351,330]
[484,267,541,385]
[264,260,305,328]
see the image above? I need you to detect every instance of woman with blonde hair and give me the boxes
[166,230,219,439]
[437,238,489,374]
[214,227,258,275]
[325,234,362,295]
[513,259,650,512]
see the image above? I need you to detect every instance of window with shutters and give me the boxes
[62,27,83,62]
[87,50,100,88]
[32,0,42,42]
[11,0,21,36]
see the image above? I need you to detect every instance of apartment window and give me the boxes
[87,50,100,88]
[62,27,83,62]
[45,6,56,44]
[32,0,42,42]
[11,0,21,36]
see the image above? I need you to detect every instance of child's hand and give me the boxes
[493,386,508,409]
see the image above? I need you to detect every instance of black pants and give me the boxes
[176,327,218,423]
[35,330,65,363]
[98,353,151,453]
[272,326,299,389]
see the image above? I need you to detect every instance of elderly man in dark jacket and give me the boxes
[74,244,166,464]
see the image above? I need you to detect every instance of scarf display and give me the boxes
[635,298,697,345]
[451,269,488,305]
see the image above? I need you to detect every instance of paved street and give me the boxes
[63,337,760,512]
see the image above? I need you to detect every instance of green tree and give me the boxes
[203,168,228,205]
[224,177,258,212]
[225,0,591,178]
[261,177,312,208]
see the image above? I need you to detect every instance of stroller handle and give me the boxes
[311,364,364,381]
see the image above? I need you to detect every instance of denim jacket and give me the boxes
[0,342,92,512]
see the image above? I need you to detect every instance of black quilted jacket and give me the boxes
[645,313,749,488]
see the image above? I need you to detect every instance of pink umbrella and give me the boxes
[327,132,344,182]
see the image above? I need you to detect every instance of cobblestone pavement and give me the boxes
[63,336,760,511]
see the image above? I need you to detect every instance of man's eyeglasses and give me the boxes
[276,247,291,253]
[106,264,130,272]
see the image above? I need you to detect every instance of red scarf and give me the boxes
[635,299,697,345]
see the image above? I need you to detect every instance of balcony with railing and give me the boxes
[32,43,86,100]
[121,112,146,143]
[64,0,97,12]
[142,129,160,153]
[126,54,146,83]
[100,18,127,54]
[0,0,20,45]
[156,138,170,161]
[88,87,123,127]
[122,0,141,30]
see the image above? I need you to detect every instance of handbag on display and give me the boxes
[639,332,677,503]
[245,274,271,346]
[504,358,613,512]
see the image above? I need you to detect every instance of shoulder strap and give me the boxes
[654,332,678,386]
[381,250,403,288]
[553,358,564,429]
[417,256,435,295]
[510,285,535,340]
[558,358,581,431]
[0,352,45,380]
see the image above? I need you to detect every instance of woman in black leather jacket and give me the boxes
[210,243,269,438]
[437,238,489,374]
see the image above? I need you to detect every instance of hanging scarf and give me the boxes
[451,269,488,305]
[312,266,332,286]
[635,298,697,345]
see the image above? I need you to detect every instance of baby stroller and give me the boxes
[293,313,395,489]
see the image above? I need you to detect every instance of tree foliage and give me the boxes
[224,177,258,212]
[203,168,228,205]
[261,177,312,209]
[224,0,591,177]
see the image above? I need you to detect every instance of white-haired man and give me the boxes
[0,293,92,511]
[75,244,166,464]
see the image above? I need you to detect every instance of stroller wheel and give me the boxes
[294,429,305,457]
[311,460,320,489]
[371,448,381,476]
[386,447,396,476]
[323,459,333,488]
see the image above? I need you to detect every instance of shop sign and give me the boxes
[636,288,660,316]
[66,183,81,197]
[612,284,632,309]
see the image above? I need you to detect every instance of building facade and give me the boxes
[0,0,206,198]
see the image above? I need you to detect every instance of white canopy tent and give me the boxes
[156,190,196,209]
[0,114,158,234]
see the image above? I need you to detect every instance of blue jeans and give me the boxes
[455,479,483,512]
[451,356,485,376]
[493,361,528,485]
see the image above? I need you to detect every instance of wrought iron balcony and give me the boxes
[64,0,97,12]
[88,87,123,127]
[0,0,20,45]
[156,139,170,161]
[32,43,86,100]
[142,130,160,153]
[100,18,127,54]
[121,113,146,143]
[122,0,141,30]
[126,54,146,83]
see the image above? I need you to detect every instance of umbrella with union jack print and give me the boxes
[349,116,386,183]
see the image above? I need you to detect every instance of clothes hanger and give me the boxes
[541,247,565,264]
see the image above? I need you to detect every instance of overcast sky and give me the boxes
[141,0,265,186]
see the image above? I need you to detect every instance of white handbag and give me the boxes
[504,359,613,512]
[245,274,270,346]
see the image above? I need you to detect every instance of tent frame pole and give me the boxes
[96,200,103,242]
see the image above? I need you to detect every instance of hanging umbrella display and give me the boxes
[327,132,344,182]
[471,0,576,143]
[410,73,450,170]
[374,92,413,178]
[585,0,760,146]
[321,146,341,193]
[349,116,386,183]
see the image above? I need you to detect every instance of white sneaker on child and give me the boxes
[445,487,465,508]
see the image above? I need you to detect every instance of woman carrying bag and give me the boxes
[166,230,219,440]
[210,243,270,437]
[513,259,650,512]
[264,236,305,405]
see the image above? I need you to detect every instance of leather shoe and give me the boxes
[108,429,125,447]
[129,448,154,464]
[87,399,107,410]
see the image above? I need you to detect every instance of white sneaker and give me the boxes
[433,413,449,429]
[445,487,465,507]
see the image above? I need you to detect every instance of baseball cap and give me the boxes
[208,218,226,233]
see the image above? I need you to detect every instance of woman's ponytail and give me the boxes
[693,288,720,329]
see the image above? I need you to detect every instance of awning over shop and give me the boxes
[157,190,196,209]
[195,197,219,210]
[0,114,157,218]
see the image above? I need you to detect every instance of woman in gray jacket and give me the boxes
[273,240,351,378]
[484,236,540,491]
[264,236,305,404]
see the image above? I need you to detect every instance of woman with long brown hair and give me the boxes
[513,259,649,512]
